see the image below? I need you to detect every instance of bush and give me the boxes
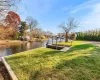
[69,33,77,40]
[76,29,100,41]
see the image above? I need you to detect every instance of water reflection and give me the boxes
[0,41,47,59]
[0,48,12,57]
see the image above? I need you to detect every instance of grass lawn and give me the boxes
[57,40,86,46]
[5,44,100,80]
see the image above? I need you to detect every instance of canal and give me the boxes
[0,41,47,60]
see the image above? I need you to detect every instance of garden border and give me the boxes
[1,57,18,80]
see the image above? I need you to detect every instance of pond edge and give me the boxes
[1,57,18,80]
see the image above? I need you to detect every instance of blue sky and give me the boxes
[18,0,100,34]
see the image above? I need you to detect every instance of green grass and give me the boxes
[5,44,100,80]
[57,40,86,46]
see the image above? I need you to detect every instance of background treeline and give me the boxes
[76,29,100,41]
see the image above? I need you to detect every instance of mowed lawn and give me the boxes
[5,44,100,80]
[57,40,86,46]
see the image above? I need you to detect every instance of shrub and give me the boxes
[76,29,100,41]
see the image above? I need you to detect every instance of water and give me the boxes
[0,41,47,60]
[0,38,65,60]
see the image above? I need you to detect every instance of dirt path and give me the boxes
[0,62,11,80]
[86,41,100,46]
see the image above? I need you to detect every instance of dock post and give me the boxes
[52,36,53,45]
[56,36,58,49]
[46,40,49,48]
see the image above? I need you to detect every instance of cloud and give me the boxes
[81,3,100,29]
[70,0,99,13]
[69,0,100,31]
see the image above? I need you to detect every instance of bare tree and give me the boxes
[59,17,79,42]
[0,0,21,20]
[0,0,21,24]
[26,16,38,32]
[44,31,53,38]
[32,28,42,38]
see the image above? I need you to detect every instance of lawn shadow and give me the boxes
[43,50,62,55]
[55,56,88,70]
[30,71,41,80]
[32,44,98,59]
[5,55,27,61]
[54,54,100,80]
[55,53,100,70]
[29,52,100,80]
[67,44,97,53]
[42,44,97,56]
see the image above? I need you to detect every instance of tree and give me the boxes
[0,0,21,40]
[0,11,21,40]
[5,11,21,38]
[19,21,27,39]
[32,28,42,38]
[44,31,53,38]
[0,0,21,17]
[59,17,79,42]
[26,16,38,32]
[0,25,17,39]
[5,11,21,27]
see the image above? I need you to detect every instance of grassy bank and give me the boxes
[0,40,27,48]
[5,43,100,80]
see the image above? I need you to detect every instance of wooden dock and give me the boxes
[46,36,71,50]
[46,44,64,50]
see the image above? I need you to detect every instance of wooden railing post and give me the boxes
[56,36,58,49]
[52,36,53,45]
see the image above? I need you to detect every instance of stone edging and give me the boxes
[1,57,18,80]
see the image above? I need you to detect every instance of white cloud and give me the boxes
[81,3,100,30]
[69,0,100,31]
[70,0,99,13]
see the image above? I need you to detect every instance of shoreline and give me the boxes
[0,40,27,48]
[0,39,48,48]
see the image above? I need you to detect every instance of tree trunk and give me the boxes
[65,32,68,42]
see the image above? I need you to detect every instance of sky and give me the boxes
[17,0,100,34]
